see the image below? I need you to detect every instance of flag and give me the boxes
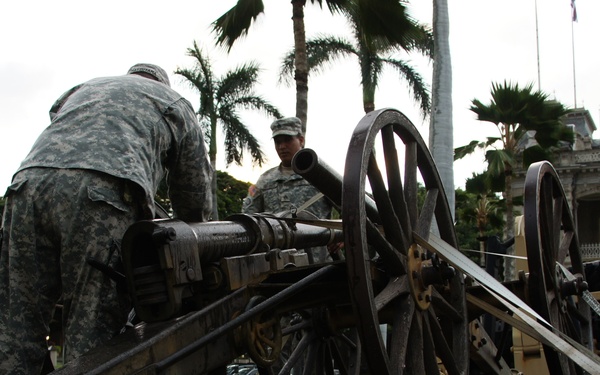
[571,0,578,22]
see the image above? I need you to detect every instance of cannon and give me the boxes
[122,214,343,322]
[52,108,600,375]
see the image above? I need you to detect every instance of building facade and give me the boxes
[512,108,600,261]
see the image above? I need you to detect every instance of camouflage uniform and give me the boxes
[0,64,212,374]
[242,117,334,264]
[242,165,332,220]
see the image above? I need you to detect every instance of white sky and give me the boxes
[1,0,598,195]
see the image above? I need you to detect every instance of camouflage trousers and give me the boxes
[0,168,141,375]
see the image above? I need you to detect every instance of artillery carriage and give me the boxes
[52,109,600,375]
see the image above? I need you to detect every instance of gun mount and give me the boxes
[122,214,343,322]
[52,108,600,375]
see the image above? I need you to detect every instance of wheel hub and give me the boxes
[407,244,433,310]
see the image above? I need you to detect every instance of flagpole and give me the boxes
[571,15,577,108]
[571,0,577,108]
[535,0,541,91]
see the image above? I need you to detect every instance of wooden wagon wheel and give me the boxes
[524,161,593,375]
[342,108,469,375]
[276,308,361,375]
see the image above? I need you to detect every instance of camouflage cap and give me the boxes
[271,117,303,137]
[127,63,171,87]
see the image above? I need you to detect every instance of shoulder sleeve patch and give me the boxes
[248,184,258,198]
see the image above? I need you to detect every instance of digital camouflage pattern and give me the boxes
[270,117,302,137]
[242,165,332,219]
[0,68,212,374]
[0,169,139,373]
[242,165,333,264]
[20,73,212,221]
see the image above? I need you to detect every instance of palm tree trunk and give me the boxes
[292,0,309,134]
[209,115,219,220]
[429,0,455,219]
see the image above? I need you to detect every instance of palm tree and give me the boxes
[212,0,426,134]
[429,0,454,218]
[279,0,433,116]
[175,41,282,220]
[455,81,573,243]
[463,172,505,266]
[212,0,349,134]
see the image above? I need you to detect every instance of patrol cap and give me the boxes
[127,63,171,87]
[271,117,303,137]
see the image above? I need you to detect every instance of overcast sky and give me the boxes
[1,0,598,195]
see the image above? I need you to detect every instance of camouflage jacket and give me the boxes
[242,164,332,219]
[17,74,212,221]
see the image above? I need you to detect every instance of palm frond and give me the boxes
[278,36,357,86]
[219,112,267,167]
[218,62,261,100]
[454,140,485,161]
[380,56,430,116]
[485,149,514,177]
[212,0,265,51]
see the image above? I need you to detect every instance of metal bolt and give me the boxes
[152,227,177,244]
[186,268,196,281]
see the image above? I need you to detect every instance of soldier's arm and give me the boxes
[242,184,263,214]
[167,99,213,222]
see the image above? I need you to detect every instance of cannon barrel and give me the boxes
[122,214,342,322]
[292,148,380,221]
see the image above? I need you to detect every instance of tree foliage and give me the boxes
[278,0,432,116]
[216,170,251,219]
[212,0,429,132]
[455,81,573,240]
[212,0,351,132]
[176,41,281,168]
[175,41,281,219]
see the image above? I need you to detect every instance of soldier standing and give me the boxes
[0,63,212,374]
[242,116,334,263]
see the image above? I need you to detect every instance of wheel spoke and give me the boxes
[415,188,439,239]
[406,311,425,374]
[431,288,463,323]
[426,309,460,375]
[381,125,412,239]
[404,141,418,231]
[328,338,348,375]
[278,331,315,375]
[557,231,573,265]
[389,297,415,374]
[366,219,405,273]
[552,192,563,260]
[421,312,441,375]
[374,275,409,311]
[368,152,409,251]
[303,339,320,375]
